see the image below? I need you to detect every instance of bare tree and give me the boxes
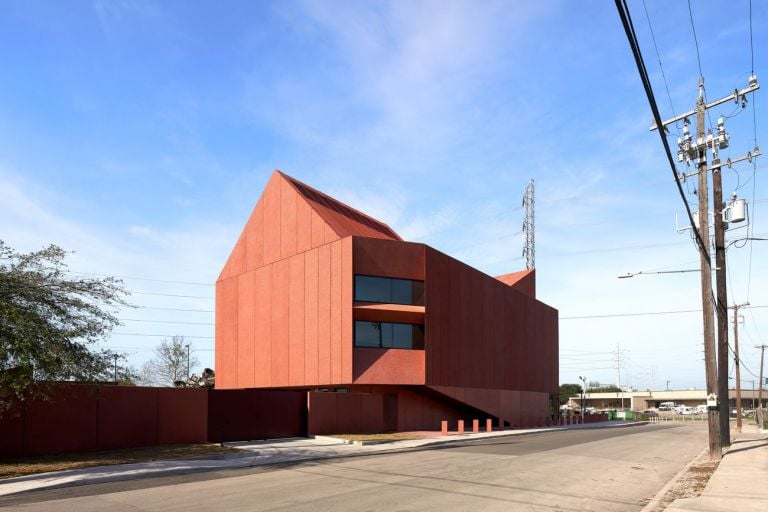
[141,335,199,387]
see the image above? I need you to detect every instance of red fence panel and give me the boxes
[207,389,307,443]
[308,392,384,435]
[0,385,305,458]
[158,388,208,444]
[258,389,307,439]
[97,386,159,451]
[207,389,260,443]
[24,386,98,457]
[0,408,23,458]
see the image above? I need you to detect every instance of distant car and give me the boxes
[642,409,658,417]
[678,406,695,415]
[695,405,708,414]
[659,402,676,411]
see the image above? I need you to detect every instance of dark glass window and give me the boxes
[354,275,425,306]
[354,321,381,347]
[354,321,425,350]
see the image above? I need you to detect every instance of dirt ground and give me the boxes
[647,451,719,510]
[0,444,239,479]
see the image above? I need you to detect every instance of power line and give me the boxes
[98,346,216,352]
[138,306,214,313]
[642,0,680,135]
[562,304,768,320]
[746,0,759,302]
[749,0,755,74]
[130,291,213,299]
[614,0,707,254]
[686,0,704,79]
[120,318,214,326]
[68,271,214,287]
[111,332,214,339]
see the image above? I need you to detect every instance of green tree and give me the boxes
[0,241,129,409]
[590,385,622,393]
[559,383,583,405]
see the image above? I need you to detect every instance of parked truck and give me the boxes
[659,401,676,411]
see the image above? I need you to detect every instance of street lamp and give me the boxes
[618,269,702,279]
[579,375,587,414]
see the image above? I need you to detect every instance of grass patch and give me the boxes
[0,443,240,480]
[330,433,427,442]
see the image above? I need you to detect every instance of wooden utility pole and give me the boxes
[646,67,758,461]
[712,160,730,447]
[695,85,722,461]
[731,303,748,432]
[758,344,767,423]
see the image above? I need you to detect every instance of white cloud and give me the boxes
[0,168,239,371]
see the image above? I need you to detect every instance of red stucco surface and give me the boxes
[217,238,354,388]
[495,269,537,298]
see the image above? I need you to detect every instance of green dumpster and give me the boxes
[607,410,617,420]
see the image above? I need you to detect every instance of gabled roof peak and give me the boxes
[275,170,401,241]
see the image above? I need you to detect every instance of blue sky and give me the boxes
[1,0,765,390]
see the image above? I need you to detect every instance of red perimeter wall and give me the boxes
[207,388,307,442]
[308,387,476,434]
[0,385,310,458]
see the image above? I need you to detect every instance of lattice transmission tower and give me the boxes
[522,179,535,270]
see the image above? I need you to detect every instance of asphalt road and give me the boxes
[1,423,707,511]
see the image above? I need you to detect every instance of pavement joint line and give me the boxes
[0,421,650,498]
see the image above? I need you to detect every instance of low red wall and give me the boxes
[0,385,309,458]
[20,386,100,456]
[207,388,307,443]
[0,384,209,458]
[308,392,384,435]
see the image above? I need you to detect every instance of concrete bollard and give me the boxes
[472,419,479,433]
[441,420,448,436]
[458,420,464,434]
[486,418,492,432]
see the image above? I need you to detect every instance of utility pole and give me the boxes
[113,354,119,383]
[712,152,730,448]
[666,380,671,391]
[731,303,748,432]
[758,344,766,425]
[650,74,760,461]
[694,81,721,460]
[186,344,191,381]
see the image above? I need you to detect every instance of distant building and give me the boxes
[568,388,766,411]
[215,171,559,432]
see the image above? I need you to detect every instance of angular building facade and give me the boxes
[216,171,558,433]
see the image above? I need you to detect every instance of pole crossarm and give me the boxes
[651,80,760,131]
[710,148,762,170]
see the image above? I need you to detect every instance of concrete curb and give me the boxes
[311,435,353,445]
[0,420,650,498]
[639,447,708,512]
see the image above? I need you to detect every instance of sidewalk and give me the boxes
[665,424,768,511]
[0,420,639,497]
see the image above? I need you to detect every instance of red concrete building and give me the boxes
[216,171,558,433]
